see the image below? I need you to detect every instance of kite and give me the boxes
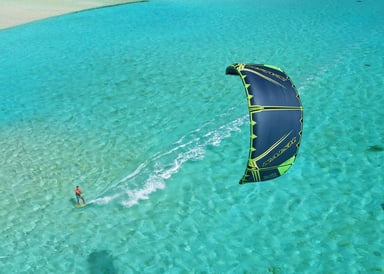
[226,64,303,184]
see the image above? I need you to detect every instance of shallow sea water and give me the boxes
[0,0,383,273]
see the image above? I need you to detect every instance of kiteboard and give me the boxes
[75,203,88,209]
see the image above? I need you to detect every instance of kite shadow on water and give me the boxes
[367,145,384,152]
[88,250,117,274]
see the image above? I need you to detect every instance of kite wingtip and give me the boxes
[225,64,240,75]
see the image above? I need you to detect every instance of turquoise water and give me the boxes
[1,0,383,272]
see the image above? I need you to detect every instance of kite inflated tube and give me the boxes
[226,64,303,184]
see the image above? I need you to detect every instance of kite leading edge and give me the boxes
[226,64,303,184]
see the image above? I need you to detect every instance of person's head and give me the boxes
[76,186,79,188]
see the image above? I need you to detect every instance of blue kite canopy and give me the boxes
[226,64,303,184]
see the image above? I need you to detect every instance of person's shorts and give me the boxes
[76,194,82,199]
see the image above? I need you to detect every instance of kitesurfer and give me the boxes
[75,186,86,205]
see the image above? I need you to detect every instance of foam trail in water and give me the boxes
[89,193,121,205]
[92,112,247,207]
[121,115,247,207]
[88,161,148,204]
